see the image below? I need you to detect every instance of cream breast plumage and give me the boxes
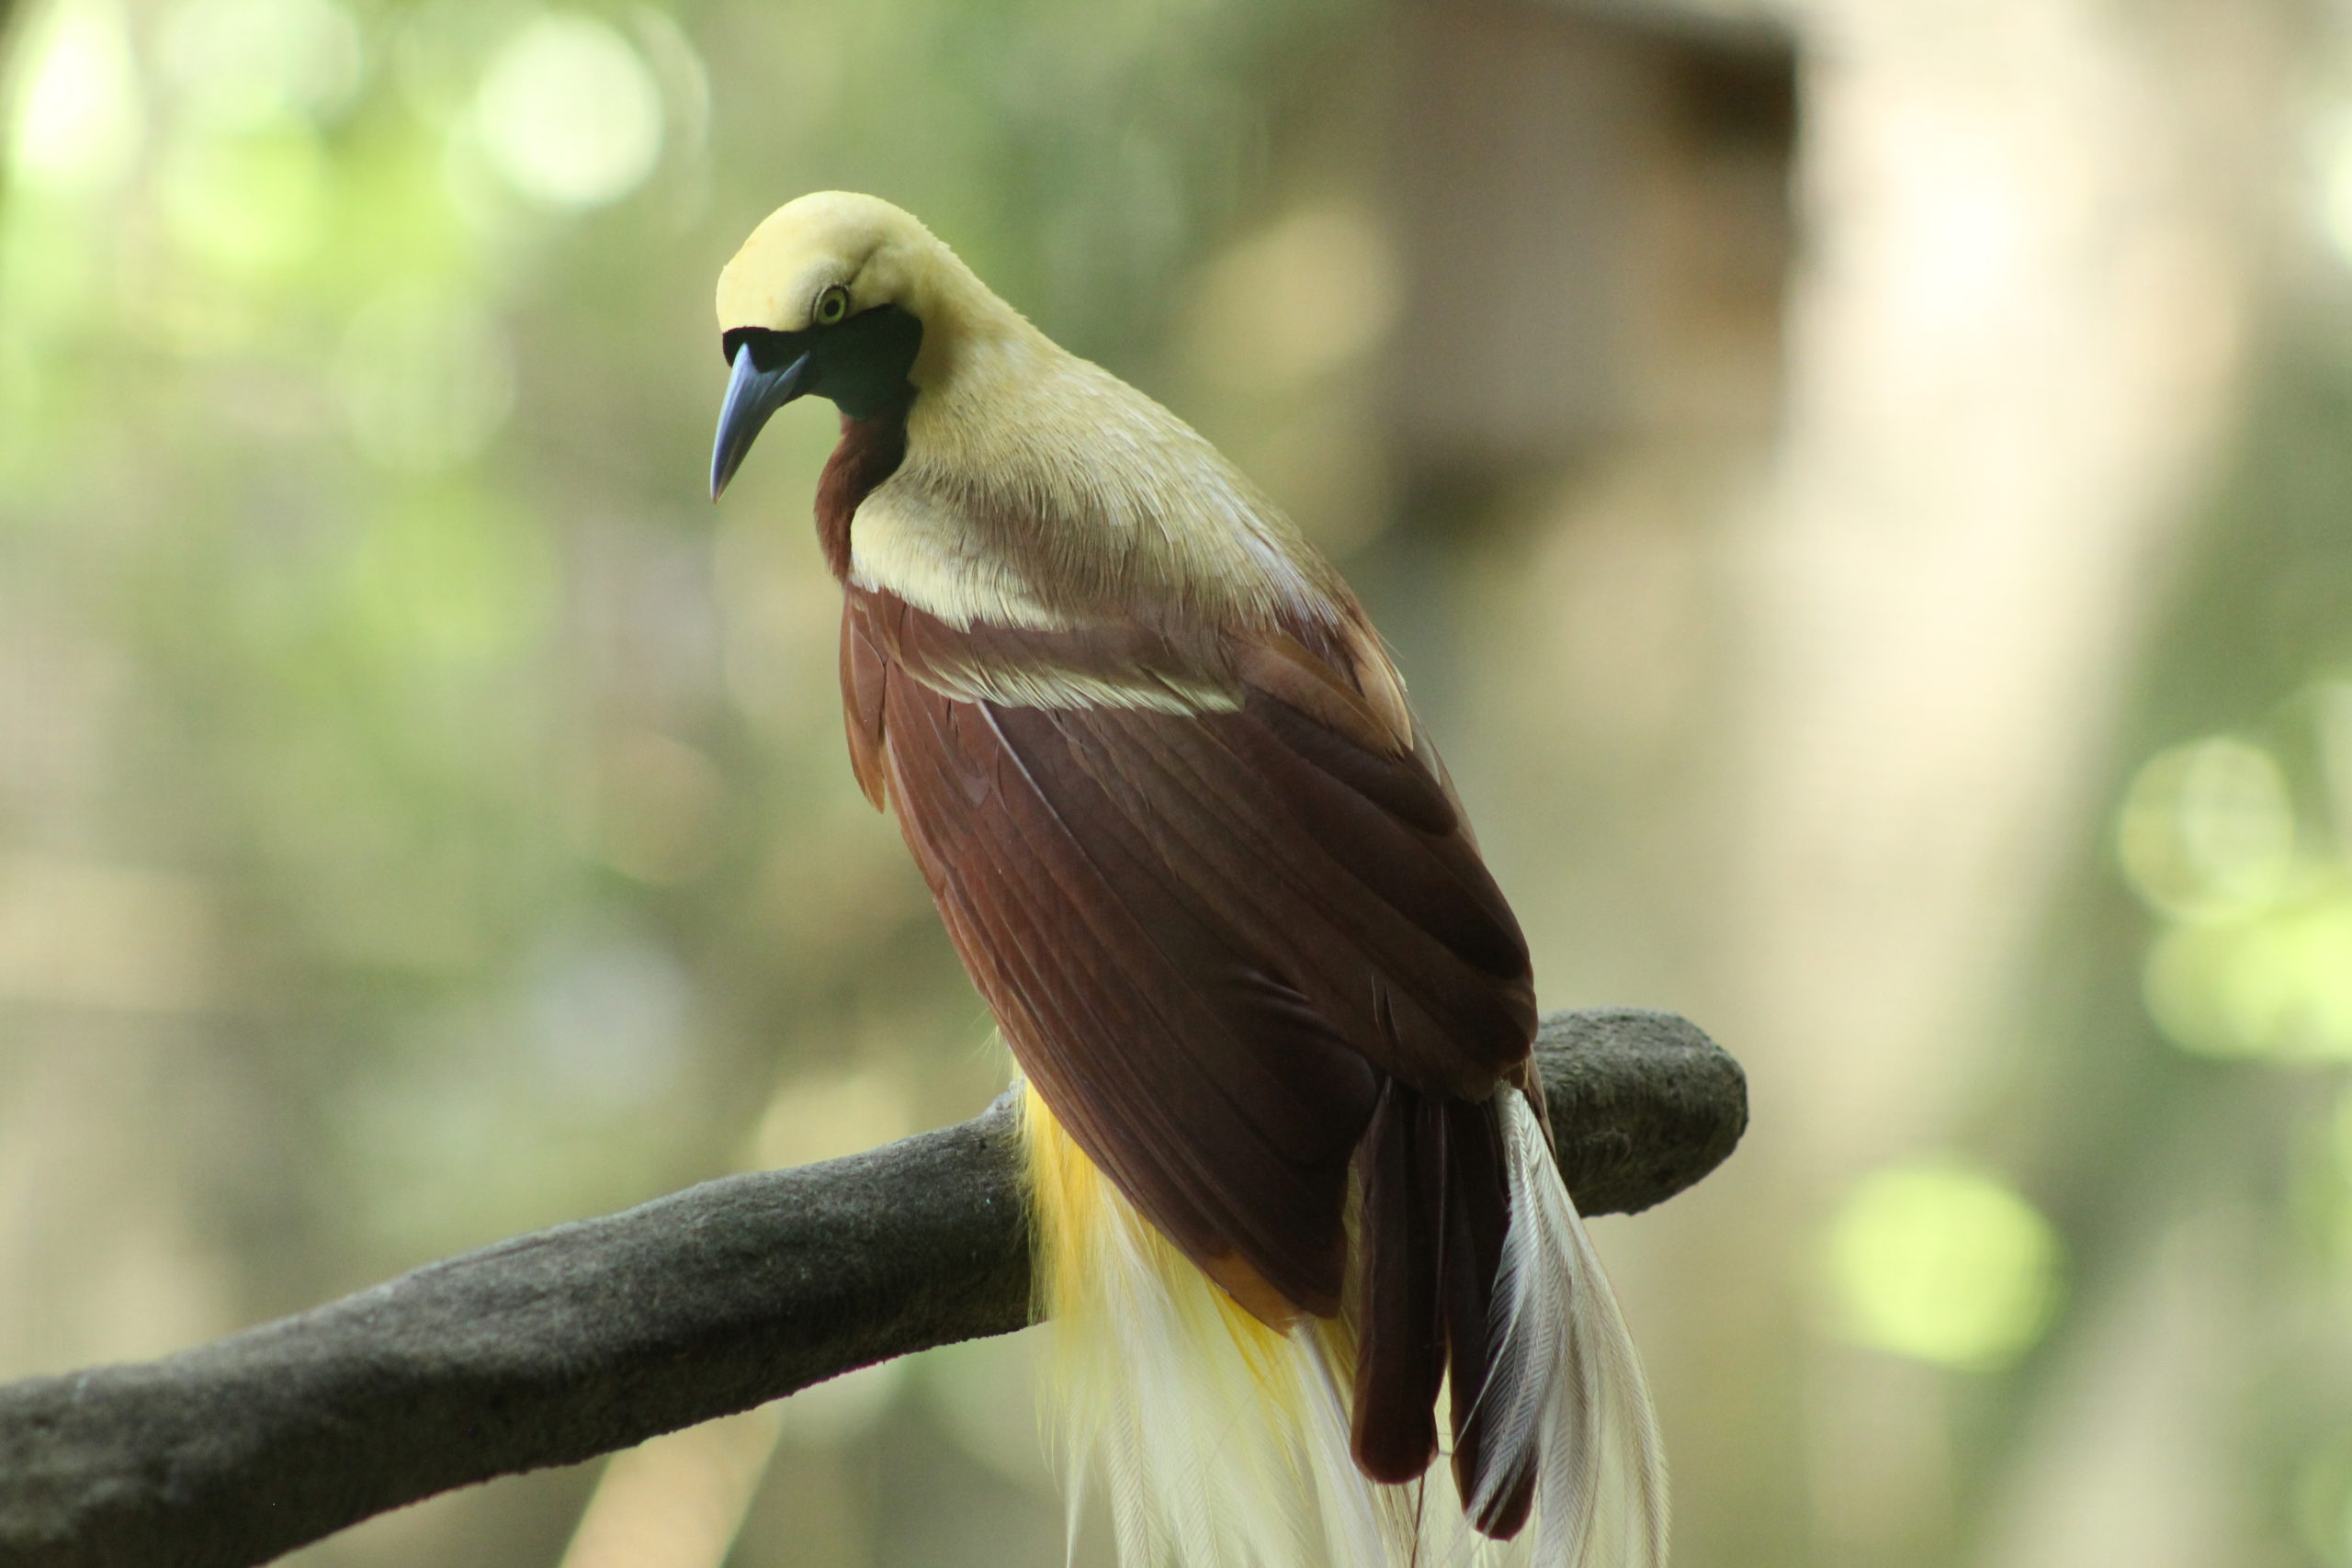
[710,188,1667,1568]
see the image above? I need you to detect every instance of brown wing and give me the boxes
[842,586,1535,1316]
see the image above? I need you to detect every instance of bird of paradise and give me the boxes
[708,191,1667,1568]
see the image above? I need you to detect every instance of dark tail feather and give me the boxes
[1442,1094,1536,1540]
[1348,1084,1539,1539]
[1349,1079,1445,1483]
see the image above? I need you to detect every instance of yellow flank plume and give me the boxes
[1016,1080,1658,1568]
[1020,1082,1293,1393]
[1018,1084,1419,1568]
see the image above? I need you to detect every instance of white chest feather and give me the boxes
[844,479,1069,631]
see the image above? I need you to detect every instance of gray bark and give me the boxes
[0,1007,1744,1568]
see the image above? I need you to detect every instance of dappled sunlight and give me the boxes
[2122,705,2352,1062]
[6,0,143,195]
[2119,737,2297,921]
[0,0,2343,1565]
[470,13,663,212]
[1820,1162,2064,1372]
[155,0,363,131]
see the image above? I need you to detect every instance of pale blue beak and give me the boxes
[709,340,814,500]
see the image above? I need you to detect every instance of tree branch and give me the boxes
[0,1008,1744,1568]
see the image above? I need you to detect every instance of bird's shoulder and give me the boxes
[855,347,1338,631]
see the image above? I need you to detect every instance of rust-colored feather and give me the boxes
[722,189,1666,1568]
[844,581,1541,1460]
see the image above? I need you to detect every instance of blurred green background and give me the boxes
[3,0,2350,1563]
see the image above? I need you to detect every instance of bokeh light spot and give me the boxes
[2313,109,2352,270]
[157,126,332,278]
[156,0,364,130]
[1822,1161,2064,1370]
[6,0,145,194]
[2145,901,2352,1060]
[471,13,662,211]
[2118,735,2295,919]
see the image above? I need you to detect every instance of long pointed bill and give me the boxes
[709,341,814,500]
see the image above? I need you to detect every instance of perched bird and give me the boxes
[709,191,1667,1568]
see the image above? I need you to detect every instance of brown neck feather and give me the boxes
[814,408,910,581]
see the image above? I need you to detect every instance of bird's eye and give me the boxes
[813,285,850,326]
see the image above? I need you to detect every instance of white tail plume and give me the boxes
[1472,1086,1670,1568]
[1026,1084,1668,1568]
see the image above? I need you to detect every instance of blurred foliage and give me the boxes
[0,0,1346,1276]
[15,0,2352,1565]
[0,0,1354,1559]
[2124,709,2352,1062]
[2041,227,2352,1566]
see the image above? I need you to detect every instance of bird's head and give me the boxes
[709,190,1003,500]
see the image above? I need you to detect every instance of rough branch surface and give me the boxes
[0,1008,1744,1568]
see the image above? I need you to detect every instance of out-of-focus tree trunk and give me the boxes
[1414,1,2288,1564]
[1718,6,2277,1563]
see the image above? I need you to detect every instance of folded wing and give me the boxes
[842,585,1535,1317]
